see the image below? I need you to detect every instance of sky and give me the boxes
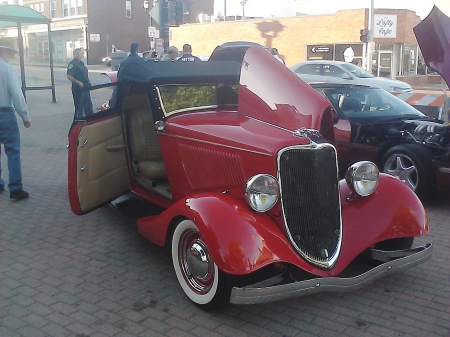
[213,0,450,19]
[213,0,296,18]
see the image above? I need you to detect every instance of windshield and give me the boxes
[157,83,238,117]
[341,63,374,78]
[323,87,425,121]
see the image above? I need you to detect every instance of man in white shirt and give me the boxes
[0,46,31,199]
[271,48,285,65]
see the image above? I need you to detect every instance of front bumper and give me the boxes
[230,243,432,305]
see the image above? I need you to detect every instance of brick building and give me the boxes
[171,8,423,78]
[16,0,213,64]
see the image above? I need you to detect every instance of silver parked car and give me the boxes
[289,60,413,94]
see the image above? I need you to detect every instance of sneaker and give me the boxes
[10,188,29,200]
[0,185,4,192]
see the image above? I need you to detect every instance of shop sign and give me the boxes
[374,14,397,38]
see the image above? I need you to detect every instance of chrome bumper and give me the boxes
[230,243,433,305]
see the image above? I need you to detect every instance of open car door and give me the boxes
[68,83,130,215]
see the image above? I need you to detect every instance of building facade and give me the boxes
[20,0,152,64]
[10,0,213,64]
[171,8,425,79]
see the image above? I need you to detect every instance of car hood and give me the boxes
[238,46,332,132]
[413,5,450,88]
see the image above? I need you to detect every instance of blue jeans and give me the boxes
[0,112,23,191]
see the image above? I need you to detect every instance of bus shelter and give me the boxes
[0,5,56,102]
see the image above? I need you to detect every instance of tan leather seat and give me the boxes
[125,94,166,181]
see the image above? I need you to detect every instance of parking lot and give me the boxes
[0,73,449,337]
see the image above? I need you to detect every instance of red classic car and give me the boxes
[68,46,432,310]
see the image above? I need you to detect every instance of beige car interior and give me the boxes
[77,115,130,212]
[121,86,171,198]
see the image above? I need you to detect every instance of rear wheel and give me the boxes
[171,220,233,310]
[381,145,435,198]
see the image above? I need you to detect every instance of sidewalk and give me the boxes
[0,78,449,337]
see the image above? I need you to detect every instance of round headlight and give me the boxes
[245,174,280,212]
[345,161,379,197]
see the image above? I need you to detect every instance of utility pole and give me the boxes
[240,0,248,18]
[160,0,169,52]
[367,0,374,73]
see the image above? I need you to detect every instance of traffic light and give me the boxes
[168,1,184,27]
[360,28,368,43]
[175,1,183,26]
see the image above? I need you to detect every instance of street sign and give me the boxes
[89,34,100,42]
[311,46,331,53]
[149,2,161,26]
[155,38,164,53]
[148,27,159,38]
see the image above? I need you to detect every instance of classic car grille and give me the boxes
[278,144,342,269]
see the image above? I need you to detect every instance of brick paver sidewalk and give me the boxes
[0,86,449,337]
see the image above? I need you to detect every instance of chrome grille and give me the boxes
[278,144,342,269]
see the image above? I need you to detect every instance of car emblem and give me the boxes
[294,127,321,147]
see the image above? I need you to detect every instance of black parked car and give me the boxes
[311,83,450,197]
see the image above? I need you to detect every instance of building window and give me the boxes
[50,1,56,18]
[77,0,84,15]
[126,1,132,18]
[70,0,76,16]
[62,0,69,17]
[62,0,83,17]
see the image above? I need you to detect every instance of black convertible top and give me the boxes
[117,59,242,85]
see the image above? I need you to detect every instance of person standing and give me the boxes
[119,43,146,68]
[162,46,180,62]
[271,48,285,65]
[177,44,201,62]
[67,48,93,116]
[0,46,31,200]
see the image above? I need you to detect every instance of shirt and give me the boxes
[67,58,90,86]
[0,57,30,122]
[177,54,201,62]
[119,53,147,69]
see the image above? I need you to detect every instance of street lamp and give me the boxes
[240,0,248,18]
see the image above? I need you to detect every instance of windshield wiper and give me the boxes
[374,115,432,124]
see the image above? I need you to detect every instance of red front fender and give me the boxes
[334,173,428,273]
[137,193,324,275]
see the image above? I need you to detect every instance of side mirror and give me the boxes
[342,73,352,80]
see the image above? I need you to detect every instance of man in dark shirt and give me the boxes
[119,43,146,69]
[177,44,201,62]
[67,48,93,116]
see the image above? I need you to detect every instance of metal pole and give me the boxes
[17,22,27,100]
[47,23,56,103]
[160,0,169,52]
[224,0,226,17]
[367,0,374,73]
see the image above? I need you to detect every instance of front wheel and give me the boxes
[172,220,233,310]
[381,144,436,198]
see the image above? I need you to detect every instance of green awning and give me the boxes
[0,5,50,29]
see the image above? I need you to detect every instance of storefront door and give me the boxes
[373,51,393,78]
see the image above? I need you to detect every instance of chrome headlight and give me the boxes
[345,161,379,197]
[245,174,280,212]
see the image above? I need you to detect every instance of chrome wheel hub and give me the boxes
[179,230,214,294]
[384,154,418,191]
